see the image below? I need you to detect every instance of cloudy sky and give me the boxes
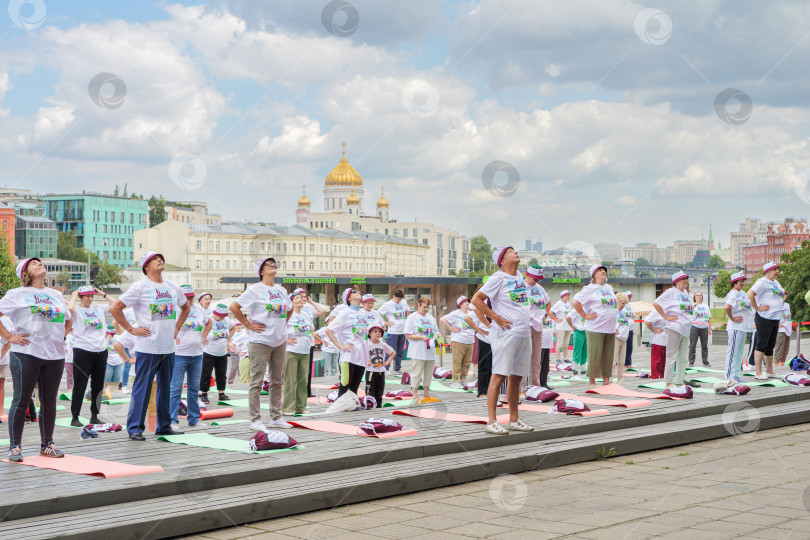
[1,0,809,252]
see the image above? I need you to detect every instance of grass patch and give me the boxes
[678,452,689,456]
[625,460,634,465]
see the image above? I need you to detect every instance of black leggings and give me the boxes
[337,362,365,397]
[477,340,492,397]
[365,371,385,407]
[8,352,64,448]
[754,314,780,356]
[71,347,108,419]
[539,348,550,388]
[200,353,228,392]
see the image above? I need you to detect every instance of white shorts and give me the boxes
[491,333,532,377]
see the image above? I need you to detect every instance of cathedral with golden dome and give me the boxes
[295,142,468,276]
[297,141,390,224]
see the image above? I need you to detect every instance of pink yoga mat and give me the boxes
[493,403,610,417]
[289,420,418,438]
[393,409,510,424]
[199,408,234,420]
[586,383,682,400]
[555,392,651,408]
[2,454,164,478]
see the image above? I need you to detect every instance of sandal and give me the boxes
[485,421,509,435]
[507,418,534,432]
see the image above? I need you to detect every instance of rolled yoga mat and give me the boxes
[1,454,163,478]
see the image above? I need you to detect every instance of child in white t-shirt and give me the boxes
[363,324,395,407]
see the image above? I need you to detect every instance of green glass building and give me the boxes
[44,192,149,267]
[15,215,57,259]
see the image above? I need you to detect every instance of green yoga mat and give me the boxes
[684,367,724,374]
[0,439,9,446]
[210,419,249,426]
[686,376,790,387]
[218,399,250,407]
[224,389,249,395]
[156,432,303,454]
[59,393,72,401]
[55,416,89,428]
[382,399,415,408]
[636,382,715,394]
[102,398,130,405]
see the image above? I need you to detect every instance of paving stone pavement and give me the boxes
[182,421,810,540]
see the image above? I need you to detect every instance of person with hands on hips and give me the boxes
[747,261,786,379]
[326,287,370,398]
[0,258,72,462]
[653,271,693,388]
[472,246,535,436]
[572,264,619,390]
[110,252,190,441]
[229,257,293,431]
[724,272,754,382]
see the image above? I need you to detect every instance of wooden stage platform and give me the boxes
[2,369,809,539]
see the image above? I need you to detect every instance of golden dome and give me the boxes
[325,141,363,187]
[297,185,310,207]
[347,189,360,205]
[376,187,389,208]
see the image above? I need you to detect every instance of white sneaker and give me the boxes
[572,374,583,381]
[507,418,534,432]
[249,421,267,431]
[754,374,768,380]
[765,372,778,378]
[120,387,131,394]
[188,422,206,429]
[170,423,181,432]
[448,382,463,389]
[485,421,508,435]
[267,417,293,429]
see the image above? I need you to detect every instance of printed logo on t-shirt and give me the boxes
[771,286,786,299]
[25,293,66,323]
[678,293,694,315]
[80,308,103,329]
[391,305,408,320]
[526,286,546,308]
[507,278,528,304]
[542,317,553,329]
[264,290,288,319]
[599,289,618,309]
[150,288,176,320]
[350,313,369,337]
[416,317,435,338]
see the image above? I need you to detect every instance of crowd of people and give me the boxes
[0,246,797,459]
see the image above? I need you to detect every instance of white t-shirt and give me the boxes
[378,299,410,334]
[691,303,710,329]
[479,270,531,338]
[327,306,373,367]
[286,310,315,355]
[204,316,234,356]
[404,312,438,361]
[467,307,491,345]
[234,282,292,348]
[779,303,792,337]
[552,300,573,332]
[725,289,754,333]
[175,304,205,357]
[444,309,475,344]
[109,331,136,368]
[327,303,347,323]
[123,307,137,325]
[316,326,339,354]
[106,335,123,367]
[231,329,249,357]
[0,315,15,366]
[527,283,551,333]
[654,287,694,337]
[64,333,74,364]
[749,277,786,321]
[364,340,394,373]
[363,308,386,329]
[0,287,71,361]
[118,277,187,355]
[616,306,632,342]
[72,303,110,353]
[645,310,668,346]
[573,283,618,334]
[541,316,554,348]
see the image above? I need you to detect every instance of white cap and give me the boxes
[590,264,606,277]
[671,271,688,284]
[730,271,746,284]
[139,251,164,274]
[362,293,375,303]
[77,285,95,296]
[560,290,570,298]
[15,258,40,280]
[763,261,779,273]
[456,296,469,307]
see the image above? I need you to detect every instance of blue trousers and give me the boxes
[386,333,406,371]
[126,352,175,435]
[121,352,132,387]
[170,354,203,425]
[625,330,634,367]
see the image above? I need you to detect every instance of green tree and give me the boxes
[148,195,166,226]
[470,235,492,272]
[56,268,71,287]
[713,269,731,299]
[777,240,810,323]
[707,254,726,268]
[122,183,128,197]
[113,185,120,197]
[527,257,539,268]
[57,231,97,263]
[0,231,20,296]
[635,257,650,266]
[602,260,614,266]
[94,259,125,288]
